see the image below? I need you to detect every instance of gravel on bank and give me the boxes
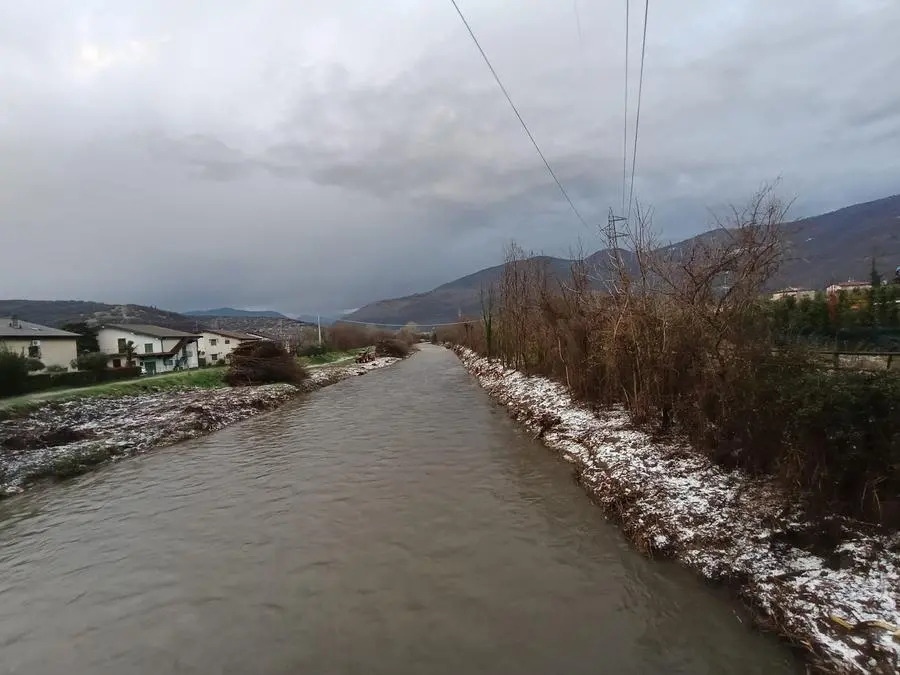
[0,357,399,496]
[455,347,899,675]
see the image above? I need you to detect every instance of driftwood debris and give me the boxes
[355,348,376,364]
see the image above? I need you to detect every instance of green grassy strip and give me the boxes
[296,348,365,367]
[0,368,227,414]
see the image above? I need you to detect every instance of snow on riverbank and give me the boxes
[455,347,899,674]
[0,357,399,497]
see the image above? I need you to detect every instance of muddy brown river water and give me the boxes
[0,345,798,674]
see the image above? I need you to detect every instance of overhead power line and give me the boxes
[626,0,649,223]
[622,0,630,215]
[448,0,590,229]
[572,0,585,51]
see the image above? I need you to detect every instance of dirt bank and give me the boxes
[0,357,399,497]
[454,347,899,674]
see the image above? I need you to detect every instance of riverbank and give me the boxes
[454,347,899,674]
[0,356,400,496]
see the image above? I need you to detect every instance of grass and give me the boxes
[1,348,370,415]
[0,368,227,414]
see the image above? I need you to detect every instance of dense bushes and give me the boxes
[449,184,900,525]
[225,340,308,386]
[296,343,328,358]
[0,348,141,398]
[75,352,110,373]
[0,350,30,397]
[770,285,900,349]
[327,323,372,351]
[327,322,419,354]
[779,370,900,520]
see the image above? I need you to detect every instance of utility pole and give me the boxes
[317,314,322,345]
[606,207,629,291]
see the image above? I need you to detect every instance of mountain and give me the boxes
[185,307,289,319]
[346,194,900,325]
[773,194,900,289]
[0,300,197,332]
[346,255,595,325]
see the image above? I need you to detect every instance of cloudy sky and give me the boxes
[2,0,898,315]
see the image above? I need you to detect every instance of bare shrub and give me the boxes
[451,183,900,524]
[225,340,308,386]
[375,338,411,358]
[327,323,371,351]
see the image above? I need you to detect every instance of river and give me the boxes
[0,345,797,674]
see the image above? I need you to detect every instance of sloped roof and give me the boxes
[0,317,79,339]
[104,324,201,339]
[830,280,869,287]
[202,328,261,341]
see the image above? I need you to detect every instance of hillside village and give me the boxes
[0,316,319,377]
[2,259,897,386]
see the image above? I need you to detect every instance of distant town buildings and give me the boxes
[770,287,817,301]
[825,280,873,295]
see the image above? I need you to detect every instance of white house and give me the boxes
[826,279,871,295]
[0,316,79,371]
[97,324,201,374]
[197,329,260,365]
[771,287,817,301]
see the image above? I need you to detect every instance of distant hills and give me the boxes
[344,256,580,326]
[346,194,900,325]
[185,307,290,319]
[773,194,900,289]
[0,300,198,332]
[5,195,897,332]
[0,302,312,342]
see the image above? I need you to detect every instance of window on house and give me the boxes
[28,345,41,358]
[117,338,127,352]
[144,343,154,353]
[163,358,173,366]
[210,353,219,362]
[112,358,122,368]
[209,338,218,346]
[224,339,231,344]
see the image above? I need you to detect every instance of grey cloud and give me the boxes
[0,0,898,316]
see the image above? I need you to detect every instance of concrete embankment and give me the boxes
[454,346,899,675]
[0,357,399,497]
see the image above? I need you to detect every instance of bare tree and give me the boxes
[480,282,496,358]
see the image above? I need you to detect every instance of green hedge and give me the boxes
[779,369,900,521]
[18,367,143,396]
[0,350,30,397]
